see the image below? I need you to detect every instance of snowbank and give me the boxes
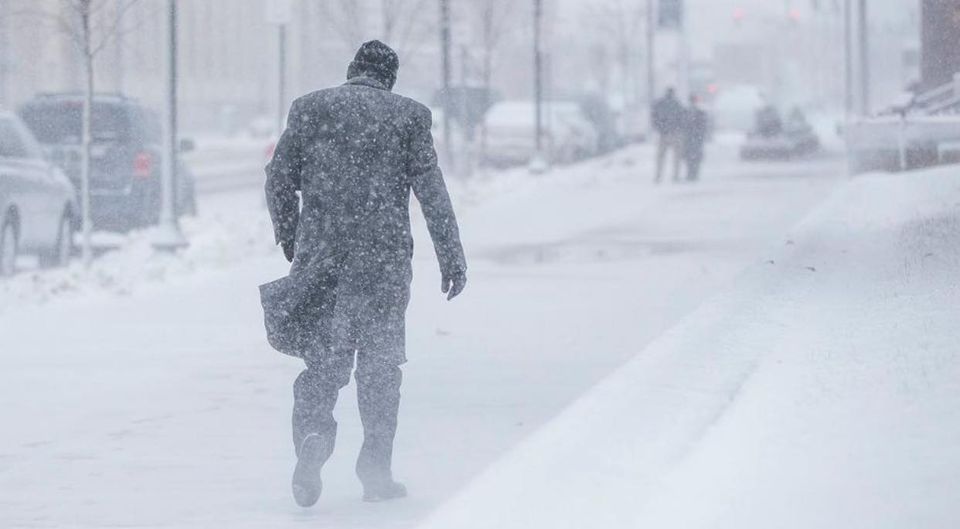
[0,191,276,313]
[415,166,960,529]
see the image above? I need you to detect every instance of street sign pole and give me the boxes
[440,0,454,169]
[530,0,547,174]
[278,24,287,134]
[646,0,656,109]
[153,0,187,252]
[266,0,293,133]
[857,0,870,115]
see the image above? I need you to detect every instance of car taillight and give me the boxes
[133,152,153,178]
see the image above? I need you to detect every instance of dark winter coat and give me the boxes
[651,95,685,135]
[263,75,466,364]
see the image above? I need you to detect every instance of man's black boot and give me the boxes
[362,480,408,502]
[292,433,334,507]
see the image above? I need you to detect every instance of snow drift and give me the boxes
[415,166,960,529]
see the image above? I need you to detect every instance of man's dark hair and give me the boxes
[347,40,400,90]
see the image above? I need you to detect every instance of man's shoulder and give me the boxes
[377,91,431,119]
[294,88,430,118]
[292,88,339,108]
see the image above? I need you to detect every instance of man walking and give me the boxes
[651,87,685,183]
[682,94,709,182]
[264,40,467,507]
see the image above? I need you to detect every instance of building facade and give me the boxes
[0,0,460,133]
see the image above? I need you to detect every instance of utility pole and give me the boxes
[265,0,292,132]
[153,0,187,252]
[857,0,870,115]
[460,44,473,178]
[678,0,690,97]
[440,0,454,167]
[531,0,546,172]
[0,2,11,104]
[278,24,287,133]
[843,0,853,116]
[646,0,656,110]
[114,0,125,93]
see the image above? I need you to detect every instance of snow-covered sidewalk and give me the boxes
[0,145,843,528]
[416,165,960,529]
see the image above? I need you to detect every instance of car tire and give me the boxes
[0,217,17,278]
[39,212,75,269]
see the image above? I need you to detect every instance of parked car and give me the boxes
[740,106,820,160]
[18,93,196,231]
[482,101,599,167]
[0,111,78,276]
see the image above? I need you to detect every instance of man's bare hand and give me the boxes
[441,272,467,301]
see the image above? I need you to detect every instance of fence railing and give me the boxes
[912,74,960,116]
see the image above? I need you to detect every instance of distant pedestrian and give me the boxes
[683,94,709,182]
[651,87,685,183]
[261,40,467,508]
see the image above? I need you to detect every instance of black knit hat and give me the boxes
[347,40,400,90]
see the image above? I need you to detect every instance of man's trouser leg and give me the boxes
[354,351,403,489]
[292,350,354,459]
[687,154,702,181]
[670,134,683,181]
[655,134,668,182]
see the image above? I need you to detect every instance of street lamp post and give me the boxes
[440,0,454,168]
[530,0,547,173]
[646,0,656,111]
[278,24,287,134]
[844,0,853,116]
[857,0,870,115]
[152,0,187,252]
[265,0,292,133]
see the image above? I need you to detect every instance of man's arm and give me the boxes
[408,106,467,300]
[265,98,306,261]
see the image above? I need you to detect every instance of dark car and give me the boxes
[0,111,78,276]
[740,106,820,161]
[18,93,196,231]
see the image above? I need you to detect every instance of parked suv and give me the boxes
[18,93,196,231]
[0,111,78,276]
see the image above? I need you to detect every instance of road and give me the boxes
[0,144,845,528]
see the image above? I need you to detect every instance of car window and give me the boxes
[19,102,131,145]
[0,118,32,159]
[13,119,44,160]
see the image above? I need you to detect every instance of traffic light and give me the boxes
[659,0,684,29]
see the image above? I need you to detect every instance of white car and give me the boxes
[482,101,599,167]
[0,111,78,276]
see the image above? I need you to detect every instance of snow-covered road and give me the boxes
[0,145,844,528]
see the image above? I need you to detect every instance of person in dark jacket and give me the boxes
[651,87,685,183]
[682,94,709,182]
[264,40,467,507]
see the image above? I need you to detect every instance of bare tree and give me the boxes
[16,0,148,267]
[314,0,363,49]
[315,0,434,57]
[471,0,514,167]
[582,0,647,110]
